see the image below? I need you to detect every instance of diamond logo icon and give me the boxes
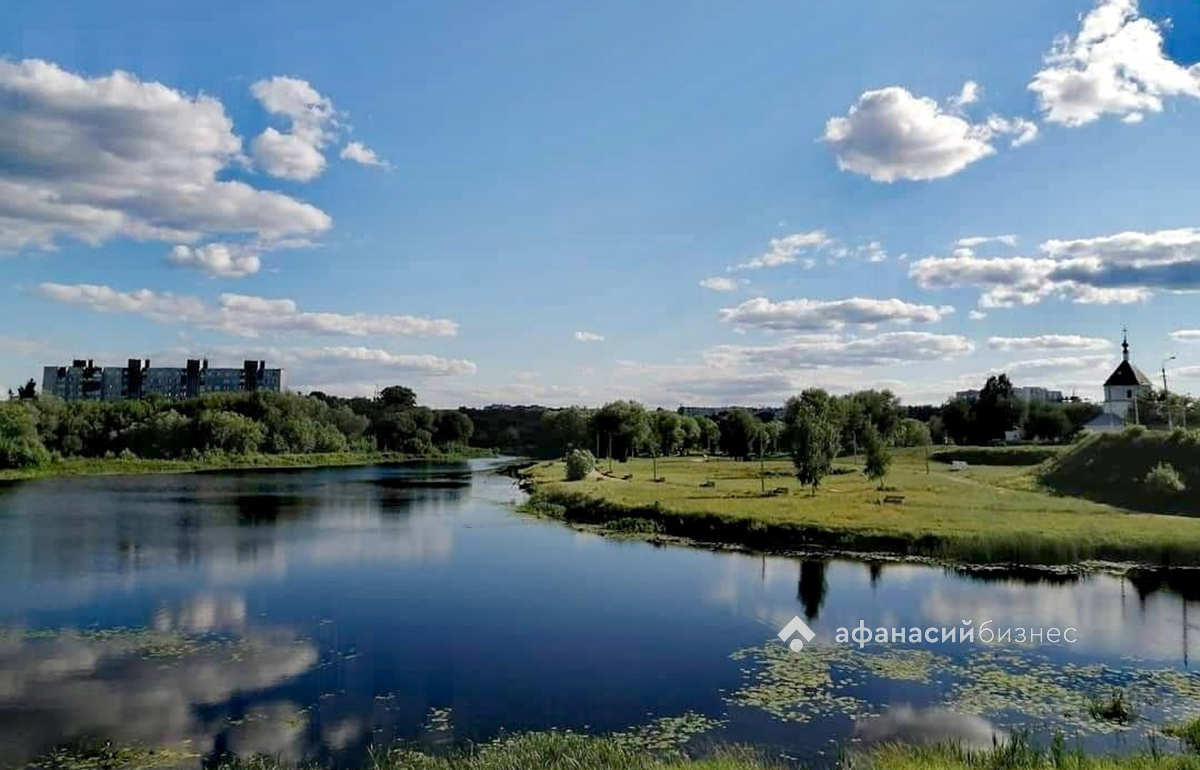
[777,615,816,652]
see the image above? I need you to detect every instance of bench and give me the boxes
[883,495,905,504]
[950,460,969,471]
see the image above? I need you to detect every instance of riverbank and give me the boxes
[520,449,1200,566]
[33,731,1200,770]
[0,447,498,482]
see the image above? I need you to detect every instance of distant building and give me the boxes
[677,405,783,420]
[1084,331,1153,432]
[42,359,282,402]
[955,386,1063,404]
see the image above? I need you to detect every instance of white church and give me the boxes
[1085,331,1154,432]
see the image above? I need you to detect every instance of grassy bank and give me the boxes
[0,447,497,483]
[521,448,1200,565]
[32,732,1200,770]
[1043,431,1199,516]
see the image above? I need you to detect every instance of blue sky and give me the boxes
[2,0,1199,406]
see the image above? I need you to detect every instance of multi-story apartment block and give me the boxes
[42,359,283,402]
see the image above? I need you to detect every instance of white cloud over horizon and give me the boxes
[35,283,459,339]
[728,231,829,270]
[574,331,605,342]
[719,297,955,332]
[987,335,1112,352]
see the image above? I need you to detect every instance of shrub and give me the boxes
[606,517,665,534]
[0,403,51,469]
[931,447,1059,466]
[118,448,137,460]
[1145,462,1187,495]
[564,449,596,481]
[1087,690,1136,724]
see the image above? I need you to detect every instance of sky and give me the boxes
[1,0,1199,408]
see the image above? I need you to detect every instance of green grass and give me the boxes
[1042,431,1200,515]
[0,447,497,482]
[522,448,1200,565]
[1165,717,1200,753]
[855,736,1200,770]
[31,732,1200,770]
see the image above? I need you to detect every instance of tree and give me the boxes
[679,415,702,452]
[1023,402,1072,442]
[895,418,932,447]
[652,410,685,456]
[842,389,901,452]
[940,398,974,445]
[434,410,474,447]
[862,423,891,489]
[543,407,590,454]
[564,448,596,481]
[591,401,651,460]
[696,417,720,454]
[0,402,50,468]
[783,397,841,495]
[16,379,36,400]
[196,410,266,454]
[764,420,785,454]
[975,374,1023,442]
[379,386,418,409]
[718,408,764,460]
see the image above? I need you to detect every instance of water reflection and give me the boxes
[854,706,1005,749]
[797,560,828,621]
[0,594,316,766]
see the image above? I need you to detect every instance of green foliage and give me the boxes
[565,448,596,480]
[0,401,50,468]
[16,378,37,399]
[1087,690,1137,724]
[719,408,765,460]
[862,423,891,489]
[542,406,592,453]
[783,393,841,494]
[435,410,475,446]
[1144,462,1187,495]
[1024,401,1073,442]
[896,418,932,447]
[652,410,685,456]
[592,400,652,460]
[932,447,1062,466]
[1165,716,1200,753]
[196,410,265,454]
[606,517,665,533]
[696,416,720,454]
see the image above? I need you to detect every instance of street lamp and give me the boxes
[1162,356,1177,429]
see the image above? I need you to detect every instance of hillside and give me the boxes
[1042,429,1200,515]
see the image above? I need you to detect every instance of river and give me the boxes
[0,459,1197,767]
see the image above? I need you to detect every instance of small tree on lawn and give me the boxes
[862,423,891,490]
[787,402,841,496]
[565,449,596,481]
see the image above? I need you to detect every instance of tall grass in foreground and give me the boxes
[854,733,1200,770]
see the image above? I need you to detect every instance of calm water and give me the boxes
[0,459,1198,767]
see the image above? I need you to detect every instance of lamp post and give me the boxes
[1163,356,1176,429]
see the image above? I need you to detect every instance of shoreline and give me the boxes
[519,453,1200,569]
[0,448,499,483]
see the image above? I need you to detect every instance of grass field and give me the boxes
[522,447,1200,566]
[0,447,496,483]
[33,732,1200,770]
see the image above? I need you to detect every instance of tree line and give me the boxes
[0,385,473,469]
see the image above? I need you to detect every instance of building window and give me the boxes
[1127,389,1132,398]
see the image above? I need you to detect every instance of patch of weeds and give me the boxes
[1087,690,1137,725]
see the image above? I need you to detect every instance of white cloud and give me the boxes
[987,335,1112,352]
[1003,354,1113,375]
[169,243,262,278]
[968,310,988,321]
[719,297,954,332]
[574,331,605,342]
[252,127,327,182]
[1171,329,1200,342]
[729,231,829,270]
[704,332,975,369]
[1029,0,1200,126]
[36,283,458,338]
[699,276,740,292]
[289,346,475,375]
[911,227,1200,307]
[956,235,1018,249]
[0,59,331,255]
[339,141,389,169]
[250,77,339,181]
[822,85,1037,182]
[948,80,981,111]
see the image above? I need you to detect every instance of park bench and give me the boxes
[883,495,905,504]
[950,460,969,471]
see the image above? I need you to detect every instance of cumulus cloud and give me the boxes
[910,226,1200,307]
[250,77,339,181]
[0,59,331,255]
[1003,354,1113,375]
[729,231,829,270]
[699,277,740,292]
[168,243,262,278]
[948,80,981,111]
[1171,329,1200,342]
[987,335,1112,352]
[574,331,605,342]
[1029,0,1200,126]
[704,332,975,369]
[35,283,458,338]
[822,85,1037,182]
[293,346,476,375]
[339,141,389,169]
[719,297,954,332]
[968,310,988,321]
